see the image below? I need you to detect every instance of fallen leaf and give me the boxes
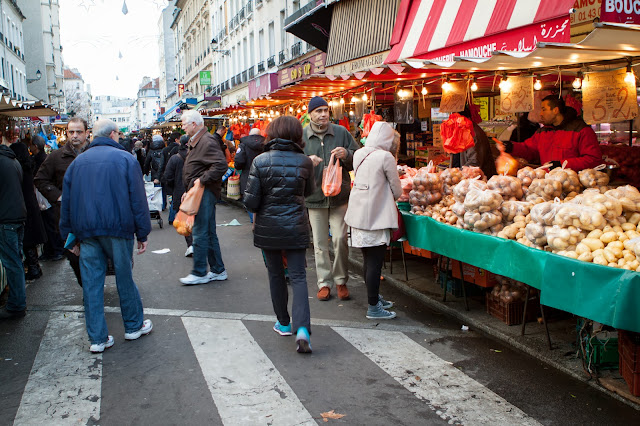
[490,349,502,353]
[570,394,576,398]
[415,376,421,381]
[321,410,346,421]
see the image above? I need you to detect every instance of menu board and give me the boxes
[500,76,534,113]
[582,68,638,124]
[439,82,467,113]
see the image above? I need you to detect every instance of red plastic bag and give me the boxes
[180,183,204,215]
[441,113,475,154]
[173,210,195,236]
[362,111,383,137]
[322,153,342,197]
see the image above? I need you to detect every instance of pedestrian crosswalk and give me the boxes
[9,309,541,425]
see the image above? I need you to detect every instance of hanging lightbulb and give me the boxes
[421,86,427,95]
[470,77,478,92]
[534,78,542,91]
[349,110,354,116]
[276,111,280,116]
[498,75,509,90]
[362,93,368,101]
[297,108,301,113]
[572,73,582,89]
[302,104,307,110]
[339,98,345,104]
[289,106,293,112]
[625,64,636,85]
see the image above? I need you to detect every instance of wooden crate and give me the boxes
[486,293,539,326]
[451,260,498,288]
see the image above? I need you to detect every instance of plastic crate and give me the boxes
[486,293,538,326]
[450,260,498,288]
[402,240,436,259]
[585,335,619,370]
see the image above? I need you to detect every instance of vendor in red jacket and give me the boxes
[499,95,602,171]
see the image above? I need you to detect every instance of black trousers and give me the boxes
[41,207,64,256]
[264,249,310,333]
[361,244,387,306]
[65,250,82,287]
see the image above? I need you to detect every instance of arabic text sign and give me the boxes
[583,68,638,124]
[500,76,534,113]
[439,82,467,113]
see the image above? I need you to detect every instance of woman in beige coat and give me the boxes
[344,121,402,319]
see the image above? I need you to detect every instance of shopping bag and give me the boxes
[227,174,241,200]
[180,183,205,215]
[34,188,51,211]
[391,205,406,242]
[145,182,163,212]
[322,152,342,197]
[173,210,195,236]
[441,113,475,154]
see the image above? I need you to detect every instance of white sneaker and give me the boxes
[124,319,153,340]
[180,274,210,285]
[184,246,193,257]
[90,335,114,353]
[206,270,228,281]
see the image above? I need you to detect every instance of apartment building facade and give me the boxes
[0,0,27,101]
[63,68,91,124]
[129,77,160,131]
[159,5,177,109]
[92,95,135,131]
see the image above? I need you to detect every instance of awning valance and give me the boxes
[157,98,197,122]
[386,0,575,64]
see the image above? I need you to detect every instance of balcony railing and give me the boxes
[246,0,253,15]
[278,50,287,64]
[306,42,314,52]
[256,0,263,6]
[291,42,302,59]
[242,70,248,82]
[267,55,275,68]
[231,76,236,86]
[257,61,265,74]
[248,66,255,80]
[239,6,245,22]
[235,72,242,84]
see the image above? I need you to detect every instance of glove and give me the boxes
[502,140,514,153]
[549,161,562,169]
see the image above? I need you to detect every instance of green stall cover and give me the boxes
[402,212,640,333]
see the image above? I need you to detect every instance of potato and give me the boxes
[618,258,627,267]
[627,212,640,225]
[593,254,608,265]
[578,252,594,262]
[593,248,605,258]
[617,232,629,242]
[441,168,463,195]
[628,260,640,270]
[582,238,605,251]
[600,232,618,244]
[603,248,618,263]
[622,223,637,231]
[576,243,591,255]
[588,229,604,239]
[608,262,619,268]
[563,251,578,259]
[488,175,524,200]
[608,241,624,251]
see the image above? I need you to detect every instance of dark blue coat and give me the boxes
[60,137,151,243]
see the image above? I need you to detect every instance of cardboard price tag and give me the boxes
[582,68,638,125]
[500,76,534,113]
[439,82,467,113]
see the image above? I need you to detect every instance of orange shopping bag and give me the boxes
[180,183,205,215]
[173,210,195,236]
[322,152,342,197]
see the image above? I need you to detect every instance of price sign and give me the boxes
[582,68,638,124]
[500,76,534,113]
[439,82,467,113]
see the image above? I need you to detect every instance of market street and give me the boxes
[0,204,638,425]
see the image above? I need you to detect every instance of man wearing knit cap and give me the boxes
[303,96,360,301]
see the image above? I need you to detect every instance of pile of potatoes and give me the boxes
[453,178,488,203]
[462,188,503,232]
[517,166,547,190]
[409,170,444,213]
[487,175,524,201]
[497,215,529,241]
[461,166,486,181]
[548,167,582,196]
[526,178,563,202]
[441,168,463,195]
[578,168,610,188]
[490,276,528,303]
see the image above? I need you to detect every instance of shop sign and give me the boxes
[500,76,534,114]
[571,0,602,27]
[325,51,389,77]
[439,82,467,113]
[199,71,211,86]
[601,0,640,23]
[582,68,638,124]
[278,53,326,87]
[473,97,490,122]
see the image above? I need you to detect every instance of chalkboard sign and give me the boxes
[500,76,534,113]
[439,82,467,113]
[582,68,638,125]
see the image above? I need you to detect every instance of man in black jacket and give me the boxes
[235,128,264,223]
[0,143,27,319]
[162,131,181,220]
[163,135,193,255]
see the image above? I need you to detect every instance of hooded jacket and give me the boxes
[510,110,602,171]
[0,145,26,224]
[59,137,151,243]
[162,144,188,209]
[11,142,47,246]
[144,138,166,181]
[303,123,360,208]
[234,134,265,196]
[344,122,402,231]
[243,138,315,250]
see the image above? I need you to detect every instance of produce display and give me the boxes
[460,166,486,181]
[600,144,640,187]
[406,163,640,271]
[491,276,528,303]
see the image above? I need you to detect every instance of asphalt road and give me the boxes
[0,203,638,425]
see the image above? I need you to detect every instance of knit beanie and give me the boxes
[308,96,328,113]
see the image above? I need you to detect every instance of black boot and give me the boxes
[25,263,43,281]
[24,247,43,281]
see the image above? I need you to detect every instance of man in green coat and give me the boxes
[303,97,360,301]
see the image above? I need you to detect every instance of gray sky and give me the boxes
[59,0,167,98]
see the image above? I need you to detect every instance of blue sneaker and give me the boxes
[366,301,397,320]
[273,321,292,336]
[379,294,393,309]
[296,327,312,353]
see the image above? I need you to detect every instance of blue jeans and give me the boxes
[0,224,26,312]
[191,189,225,277]
[79,237,144,344]
[168,203,176,223]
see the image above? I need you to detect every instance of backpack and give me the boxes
[151,150,164,173]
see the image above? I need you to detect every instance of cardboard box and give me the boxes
[450,260,498,288]
[402,240,437,259]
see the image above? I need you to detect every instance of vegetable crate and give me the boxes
[438,272,484,299]
[585,335,619,371]
[450,260,498,288]
[486,292,539,326]
[402,240,437,259]
[619,330,640,396]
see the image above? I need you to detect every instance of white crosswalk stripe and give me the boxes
[11,311,545,425]
[182,317,316,426]
[333,327,541,425]
[14,312,102,425]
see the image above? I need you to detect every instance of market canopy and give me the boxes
[386,0,575,64]
[0,98,58,117]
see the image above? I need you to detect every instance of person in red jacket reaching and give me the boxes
[499,95,602,171]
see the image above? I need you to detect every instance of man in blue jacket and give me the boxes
[60,119,153,353]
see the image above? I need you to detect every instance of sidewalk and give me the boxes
[221,195,640,410]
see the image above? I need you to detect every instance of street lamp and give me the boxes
[27,69,41,84]
[210,39,230,56]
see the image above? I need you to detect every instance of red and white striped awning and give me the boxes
[386,0,576,64]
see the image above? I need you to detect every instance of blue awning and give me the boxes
[157,98,197,122]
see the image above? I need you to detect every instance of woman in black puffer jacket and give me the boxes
[244,116,315,354]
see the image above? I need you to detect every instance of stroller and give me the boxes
[145,181,164,228]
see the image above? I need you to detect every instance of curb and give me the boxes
[347,255,640,411]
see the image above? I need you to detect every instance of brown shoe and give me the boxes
[337,284,350,300]
[317,286,331,301]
